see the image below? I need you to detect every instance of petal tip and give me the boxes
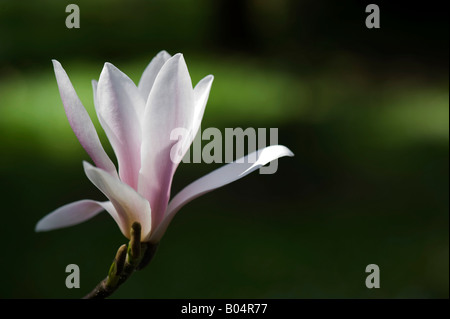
[269,145,294,157]
[82,160,94,171]
[35,217,51,232]
[52,59,63,72]
[102,62,117,74]
[34,222,43,232]
[171,53,184,64]
[158,50,171,58]
[286,149,295,157]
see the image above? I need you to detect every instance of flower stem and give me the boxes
[83,222,158,299]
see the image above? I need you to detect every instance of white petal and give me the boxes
[138,50,172,102]
[149,145,294,242]
[83,161,152,240]
[97,63,145,189]
[92,80,98,109]
[180,74,214,155]
[138,53,195,228]
[193,75,214,135]
[52,60,117,177]
[35,200,117,232]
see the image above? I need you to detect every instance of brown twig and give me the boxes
[83,222,158,299]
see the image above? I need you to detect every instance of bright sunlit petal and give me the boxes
[83,161,152,240]
[52,60,117,177]
[149,145,294,242]
[35,199,116,232]
[97,63,145,190]
[138,50,172,102]
[138,53,195,227]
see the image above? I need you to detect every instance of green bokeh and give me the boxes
[0,1,448,298]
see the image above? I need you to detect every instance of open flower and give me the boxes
[36,51,294,243]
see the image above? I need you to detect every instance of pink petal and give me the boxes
[138,50,172,102]
[35,200,118,232]
[83,161,152,240]
[180,74,214,156]
[52,60,117,176]
[193,75,214,135]
[91,80,98,109]
[149,145,294,243]
[138,54,195,228]
[96,63,145,190]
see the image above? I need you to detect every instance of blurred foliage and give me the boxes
[0,0,448,298]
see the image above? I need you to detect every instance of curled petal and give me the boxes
[149,145,294,243]
[35,200,117,232]
[52,60,117,177]
[83,161,152,240]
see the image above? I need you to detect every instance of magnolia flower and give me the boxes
[36,51,294,244]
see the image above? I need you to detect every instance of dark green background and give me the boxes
[0,0,448,298]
